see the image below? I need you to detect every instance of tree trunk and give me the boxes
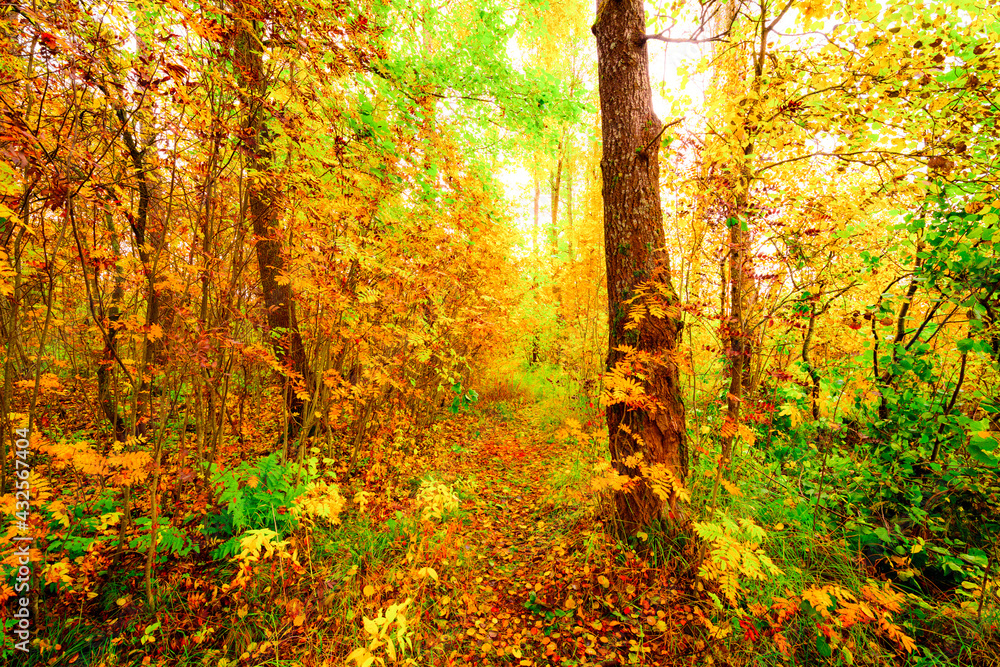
[722,188,748,464]
[530,169,541,365]
[98,208,127,440]
[717,0,764,466]
[550,145,563,257]
[594,0,687,535]
[232,7,312,434]
[566,164,574,262]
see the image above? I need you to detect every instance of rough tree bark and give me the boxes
[593,0,687,534]
[232,7,312,434]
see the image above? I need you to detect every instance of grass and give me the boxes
[477,360,594,431]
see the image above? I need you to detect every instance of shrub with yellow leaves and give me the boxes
[693,511,783,606]
[291,480,345,525]
[414,479,459,521]
[346,598,416,667]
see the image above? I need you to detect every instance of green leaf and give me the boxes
[816,636,832,658]
[968,441,999,466]
[874,527,892,542]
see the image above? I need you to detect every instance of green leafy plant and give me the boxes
[203,453,314,559]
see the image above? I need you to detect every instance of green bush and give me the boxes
[202,453,313,559]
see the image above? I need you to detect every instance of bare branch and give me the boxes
[638,116,685,156]
[643,31,731,44]
[766,0,797,32]
[641,2,737,45]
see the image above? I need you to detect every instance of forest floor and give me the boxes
[12,399,994,666]
[385,409,703,667]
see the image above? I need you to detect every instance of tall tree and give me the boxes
[231,5,312,436]
[593,0,687,533]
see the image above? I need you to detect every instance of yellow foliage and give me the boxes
[354,490,372,513]
[415,479,459,521]
[861,581,904,613]
[802,587,834,618]
[236,528,293,563]
[719,478,743,498]
[292,481,346,525]
[38,438,150,483]
[769,583,915,655]
[645,463,691,504]
[589,461,632,494]
[97,512,122,531]
[600,345,654,409]
[0,248,16,297]
[106,451,153,485]
[778,403,801,428]
[43,561,73,587]
[600,373,645,408]
[15,373,63,393]
[48,501,70,528]
[693,512,783,606]
[621,452,643,468]
[346,598,415,666]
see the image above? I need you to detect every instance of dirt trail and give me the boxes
[432,415,687,666]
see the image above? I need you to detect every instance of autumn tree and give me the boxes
[593,0,687,533]
[231,1,313,439]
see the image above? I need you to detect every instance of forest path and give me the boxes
[428,411,690,666]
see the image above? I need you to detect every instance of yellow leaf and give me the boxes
[345,648,373,667]
[779,403,801,428]
[293,613,305,627]
[720,478,743,497]
[363,584,375,597]
[598,575,610,588]
[385,636,396,661]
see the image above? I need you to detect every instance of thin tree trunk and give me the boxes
[530,169,541,365]
[566,164,574,263]
[719,0,768,466]
[99,209,126,439]
[802,301,821,420]
[550,146,563,257]
[722,189,748,465]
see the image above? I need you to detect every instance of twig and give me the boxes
[638,117,685,157]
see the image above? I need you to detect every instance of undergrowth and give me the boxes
[2,362,997,666]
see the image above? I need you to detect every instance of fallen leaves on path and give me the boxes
[407,414,704,666]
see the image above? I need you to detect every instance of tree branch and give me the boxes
[638,116,685,157]
[641,4,736,45]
